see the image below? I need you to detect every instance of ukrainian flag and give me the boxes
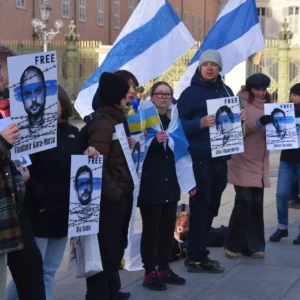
[127,100,161,133]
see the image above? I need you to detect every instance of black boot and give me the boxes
[293,233,300,245]
[269,229,288,242]
[118,291,131,299]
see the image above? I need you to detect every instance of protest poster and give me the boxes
[265,103,297,150]
[131,133,145,178]
[296,118,300,148]
[68,155,103,238]
[207,96,244,158]
[8,51,58,159]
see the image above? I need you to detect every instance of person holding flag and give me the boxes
[137,82,196,291]
[177,50,246,273]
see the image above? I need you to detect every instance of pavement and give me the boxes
[7,147,300,300]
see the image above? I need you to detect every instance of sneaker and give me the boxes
[184,257,220,267]
[158,268,186,285]
[225,248,238,259]
[269,229,288,242]
[186,260,225,273]
[118,291,131,299]
[293,233,300,245]
[251,251,264,258]
[142,270,167,291]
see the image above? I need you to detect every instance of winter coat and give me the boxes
[228,90,270,188]
[25,122,82,238]
[177,69,234,160]
[138,114,181,205]
[0,135,23,255]
[87,106,134,202]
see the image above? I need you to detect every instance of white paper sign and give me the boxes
[207,96,244,157]
[296,118,300,148]
[68,155,103,237]
[265,103,297,150]
[8,51,58,159]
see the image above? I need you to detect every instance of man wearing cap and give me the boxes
[177,49,246,273]
[269,83,300,245]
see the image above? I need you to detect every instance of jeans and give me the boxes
[6,236,67,300]
[6,213,46,300]
[290,176,299,199]
[0,253,7,300]
[140,203,178,274]
[276,161,300,229]
[188,159,228,262]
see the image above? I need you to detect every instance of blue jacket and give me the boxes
[177,70,234,160]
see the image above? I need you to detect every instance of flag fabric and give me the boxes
[144,102,196,193]
[127,100,161,133]
[174,0,264,99]
[75,0,195,118]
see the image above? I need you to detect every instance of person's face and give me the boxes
[136,91,143,100]
[217,112,233,135]
[76,171,93,206]
[273,112,286,135]
[0,54,9,93]
[290,93,300,104]
[126,79,136,103]
[21,70,46,117]
[152,85,172,110]
[200,62,220,81]
[251,87,267,100]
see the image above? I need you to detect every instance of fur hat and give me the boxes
[246,73,270,89]
[98,72,129,107]
[290,83,300,96]
[198,50,223,70]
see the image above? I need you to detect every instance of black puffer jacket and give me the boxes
[138,114,181,205]
[25,122,82,238]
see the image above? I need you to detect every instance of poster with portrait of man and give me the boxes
[207,96,244,158]
[68,155,103,238]
[131,133,145,179]
[265,103,297,150]
[7,51,58,159]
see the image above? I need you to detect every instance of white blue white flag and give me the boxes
[174,0,264,99]
[75,0,195,118]
[142,101,196,193]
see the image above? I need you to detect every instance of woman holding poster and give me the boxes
[5,85,99,300]
[225,73,272,259]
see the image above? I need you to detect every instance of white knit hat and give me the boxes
[198,50,223,70]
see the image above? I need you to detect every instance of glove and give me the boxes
[259,115,273,126]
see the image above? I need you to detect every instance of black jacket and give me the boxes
[280,104,300,164]
[25,122,82,238]
[138,114,181,205]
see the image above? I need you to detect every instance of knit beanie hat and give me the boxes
[290,83,300,96]
[98,72,129,107]
[198,50,223,70]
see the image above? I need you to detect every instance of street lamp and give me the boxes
[31,0,63,52]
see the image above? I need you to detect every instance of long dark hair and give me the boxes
[58,85,73,120]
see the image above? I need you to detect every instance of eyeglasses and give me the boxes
[153,93,172,99]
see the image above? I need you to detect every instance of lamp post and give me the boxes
[31,0,63,52]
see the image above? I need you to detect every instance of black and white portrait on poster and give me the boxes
[8,51,58,159]
[207,96,244,158]
[68,155,103,238]
[265,103,297,150]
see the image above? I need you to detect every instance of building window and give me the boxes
[62,0,70,18]
[97,0,104,26]
[257,7,266,35]
[16,0,26,9]
[288,6,299,34]
[114,0,120,29]
[183,11,188,27]
[129,0,135,17]
[198,16,203,42]
[191,14,195,37]
[206,19,210,35]
[79,0,86,22]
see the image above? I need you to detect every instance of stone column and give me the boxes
[278,19,293,103]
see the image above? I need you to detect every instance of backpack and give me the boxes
[80,113,115,150]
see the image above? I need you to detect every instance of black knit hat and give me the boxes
[246,73,270,89]
[98,72,129,107]
[290,83,300,96]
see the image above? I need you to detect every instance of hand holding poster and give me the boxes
[68,155,103,237]
[265,103,297,150]
[207,96,244,157]
[8,51,58,159]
